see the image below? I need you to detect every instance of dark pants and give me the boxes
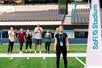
[26,40,32,49]
[8,40,14,53]
[56,47,67,68]
[19,40,24,51]
[35,39,42,45]
[45,42,51,51]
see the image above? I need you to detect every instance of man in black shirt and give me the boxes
[54,25,69,68]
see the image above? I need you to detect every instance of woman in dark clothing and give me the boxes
[45,29,52,54]
[25,29,32,53]
[54,25,69,68]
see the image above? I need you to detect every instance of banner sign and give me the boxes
[85,0,102,68]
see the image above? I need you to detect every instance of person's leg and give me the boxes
[26,41,28,52]
[48,42,51,53]
[32,0,34,4]
[20,41,22,51]
[39,39,42,53]
[21,40,24,51]
[39,45,41,53]
[62,49,67,68]
[45,42,47,52]
[56,48,61,68]
[10,42,14,53]
[35,44,37,53]
[46,42,48,52]
[19,40,24,53]
[35,39,37,53]
[29,41,32,52]
[8,40,11,54]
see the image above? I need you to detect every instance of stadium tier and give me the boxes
[71,8,102,25]
[71,8,90,25]
[0,10,65,21]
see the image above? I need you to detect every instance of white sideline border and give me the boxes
[0,53,86,57]
[75,57,85,66]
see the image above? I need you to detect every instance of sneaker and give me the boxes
[8,52,12,55]
[43,57,46,59]
[30,50,32,53]
[10,57,13,59]
[27,57,30,59]
[19,51,23,54]
[7,53,10,55]
[48,51,50,54]
[60,57,62,59]
[45,51,47,53]
[35,51,36,53]
[39,51,42,53]
[26,50,28,53]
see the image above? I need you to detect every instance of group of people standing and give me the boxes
[7,24,69,68]
[8,24,52,54]
[17,28,33,54]
[8,27,33,54]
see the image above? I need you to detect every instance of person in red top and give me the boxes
[17,28,25,54]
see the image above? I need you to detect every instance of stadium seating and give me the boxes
[0,10,65,21]
[71,8,99,25]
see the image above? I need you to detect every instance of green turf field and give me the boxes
[0,44,86,68]
[0,44,87,53]
[0,57,86,68]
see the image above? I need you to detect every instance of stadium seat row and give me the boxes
[0,10,65,21]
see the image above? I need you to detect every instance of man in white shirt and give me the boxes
[34,24,43,53]
[8,27,15,54]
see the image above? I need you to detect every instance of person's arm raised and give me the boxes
[39,27,43,33]
[8,30,12,36]
[34,28,38,34]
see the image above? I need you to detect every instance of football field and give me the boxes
[0,44,86,68]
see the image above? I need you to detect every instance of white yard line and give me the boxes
[75,57,85,66]
[0,53,86,57]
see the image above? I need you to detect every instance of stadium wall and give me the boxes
[0,38,87,44]
[0,5,58,12]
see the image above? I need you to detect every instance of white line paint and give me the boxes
[75,57,85,66]
[0,53,86,57]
